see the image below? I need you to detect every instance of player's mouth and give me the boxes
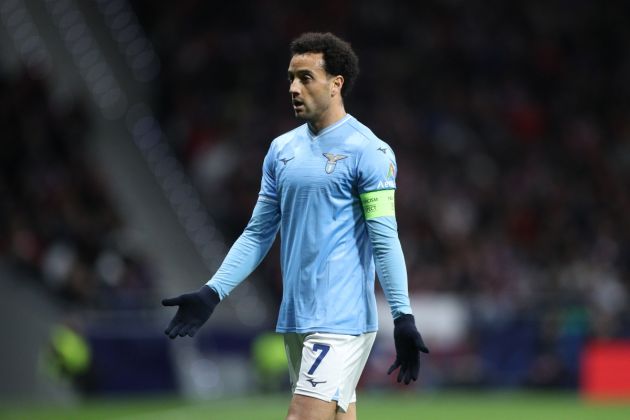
[292,99,305,112]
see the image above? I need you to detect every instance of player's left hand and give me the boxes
[387,314,429,384]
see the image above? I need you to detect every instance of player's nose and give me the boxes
[289,79,300,95]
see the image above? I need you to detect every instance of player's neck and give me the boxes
[308,105,347,135]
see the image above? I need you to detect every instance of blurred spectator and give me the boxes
[40,316,95,395]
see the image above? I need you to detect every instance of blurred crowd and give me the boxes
[133,0,630,329]
[0,71,155,309]
[130,0,630,386]
[2,0,630,390]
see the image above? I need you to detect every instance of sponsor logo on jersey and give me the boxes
[374,161,397,188]
[377,147,388,154]
[322,153,348,174]
[377,180,396,189]
[387,161,396,179]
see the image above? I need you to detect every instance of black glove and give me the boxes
[387,314,429,384]
[161,286,220,339]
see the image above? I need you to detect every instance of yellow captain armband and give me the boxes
[360,189,395,219]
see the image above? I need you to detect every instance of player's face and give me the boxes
[288,53,338,124]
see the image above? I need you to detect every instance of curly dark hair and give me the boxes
[289,32,359,97]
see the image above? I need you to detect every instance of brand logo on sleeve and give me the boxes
[279,156,294,165]
[322,153,347,174]
[377,147,388,154]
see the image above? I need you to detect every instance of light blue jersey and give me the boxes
[207,115,411,335]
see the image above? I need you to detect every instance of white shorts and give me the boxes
[284,332,377,413]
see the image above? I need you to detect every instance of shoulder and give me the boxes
[346,116,393,156]
[343,117,396,166]
[270,124,308,151]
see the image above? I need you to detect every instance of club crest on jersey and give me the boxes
[323,153,347,174]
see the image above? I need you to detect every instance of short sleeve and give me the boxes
[357,142,397,194]
[259,142,278,203]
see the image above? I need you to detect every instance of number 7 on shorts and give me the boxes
[307,343,330,375]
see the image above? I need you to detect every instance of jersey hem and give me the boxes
[275,325,378,335]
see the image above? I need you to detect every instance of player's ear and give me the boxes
[331,75,344,97]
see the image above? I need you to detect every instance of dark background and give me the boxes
[1,0,629,399]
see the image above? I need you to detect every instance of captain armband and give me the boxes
[360,189,395,220]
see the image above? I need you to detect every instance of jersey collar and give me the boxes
[307,114,352,140]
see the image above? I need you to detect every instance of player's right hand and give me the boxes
[162,285,220,339]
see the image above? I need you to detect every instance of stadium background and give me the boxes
[1,0,629,418]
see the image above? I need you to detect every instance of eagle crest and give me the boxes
[322,153,348,174]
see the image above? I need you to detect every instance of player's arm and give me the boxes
[362,195,429,384]
[162,142,281,339]
[361,194,411,319]
[206,198,280,299]
[358,143,429,384]
[162,199,280,339]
